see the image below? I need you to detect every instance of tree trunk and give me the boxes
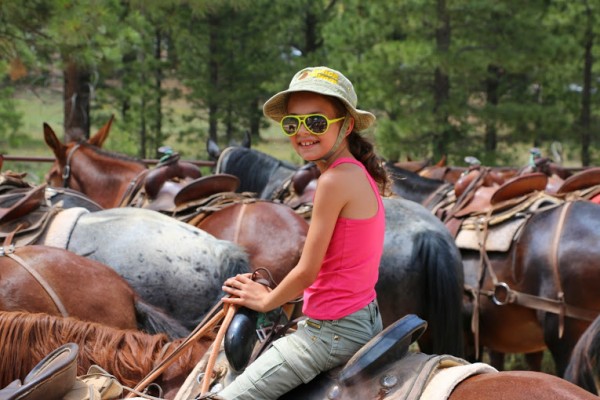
[250,97,261,141]
[208,14,219,144]
[433,0,451,159]
[153,27,163,157]
[580,5,594,167]
[485,65,501,154]
[63,60,91,142]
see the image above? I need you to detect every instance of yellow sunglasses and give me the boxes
[280,114,345,136]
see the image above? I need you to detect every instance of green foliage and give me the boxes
[3,0,600,167]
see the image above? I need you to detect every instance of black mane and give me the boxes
[216,147,297,197]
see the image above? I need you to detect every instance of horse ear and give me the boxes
[88,114,114,148]
[241,130,251,148]
[435,154,447,167]
[206,138,221,160]
[43,123,66,160]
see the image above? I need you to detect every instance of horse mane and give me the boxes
[384,162,447,202]
[565,316,600,395]
[79,141,146,167]
[0,311,200,388]
[216,147,296,194]
[385,162,446,186]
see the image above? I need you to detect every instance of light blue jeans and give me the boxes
[218,300,382,400]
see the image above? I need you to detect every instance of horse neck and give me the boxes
[388,165,446,204]
[72,148,146,208]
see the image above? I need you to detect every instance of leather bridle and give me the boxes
[61,143,82,188]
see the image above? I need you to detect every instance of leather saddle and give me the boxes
[281,314,428,399]
[291,163,320,196]
[0,343,79,400]
[556,166,600,195]
[0,185,47,224]
[452,172,548,219]
[140,150,241,212]
[0,185,58,247]
[0,171,33,195]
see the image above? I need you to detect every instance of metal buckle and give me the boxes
[0,244,15,256]
[492,282,511,306]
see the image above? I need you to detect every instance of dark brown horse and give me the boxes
[0,245,189,339]
[564,313,600,395]
[387,164,600,376]
[0,311,211,400]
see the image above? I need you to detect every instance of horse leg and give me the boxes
[524,351,544,371]
[545,315,589,377]
[489,351,505,371]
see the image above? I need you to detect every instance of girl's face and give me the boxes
[285,92,347,162]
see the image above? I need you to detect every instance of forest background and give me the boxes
[1,0,600,182]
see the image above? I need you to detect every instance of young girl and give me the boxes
[219,66,390,399]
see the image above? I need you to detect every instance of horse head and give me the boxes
[44,115,115,188]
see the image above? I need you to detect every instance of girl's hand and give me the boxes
[222,273,271,312]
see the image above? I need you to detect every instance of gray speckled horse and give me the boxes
[37,207,250,330]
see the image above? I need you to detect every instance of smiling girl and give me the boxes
[219,66,390,399]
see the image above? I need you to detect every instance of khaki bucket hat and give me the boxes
[263,66,376,132]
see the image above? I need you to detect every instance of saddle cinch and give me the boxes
[176,314,496,400]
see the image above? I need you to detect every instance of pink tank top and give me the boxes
[302,158,385,320]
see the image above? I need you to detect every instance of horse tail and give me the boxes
[413,230,465,357]
[564,316,600,394]
[134,298,191,340]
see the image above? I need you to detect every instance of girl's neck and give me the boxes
[315,147,354,172]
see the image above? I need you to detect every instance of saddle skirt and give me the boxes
[452,191,563,253]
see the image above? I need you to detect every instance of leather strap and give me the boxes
[62,144,81,188]
[2,247,69,317]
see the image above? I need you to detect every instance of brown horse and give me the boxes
[448,370,597,399]
[0,245,189,339]
[0,311,211,400]
[44,119,148,209]
[564,313,600,395]
[192,200,308,283]
[387,164,600,377]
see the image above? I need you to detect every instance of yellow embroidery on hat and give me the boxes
[307,68,339,84]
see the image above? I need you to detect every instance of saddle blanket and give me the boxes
[420,361,498,400]
[43,207,90,249]
[384,352,497,400]
[455,217,526,252]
